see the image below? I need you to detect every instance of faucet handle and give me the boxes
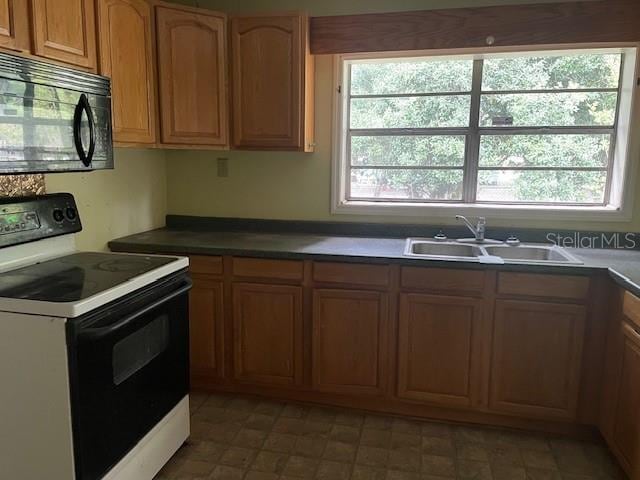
[434,230,448,241]
[506,234,521,246]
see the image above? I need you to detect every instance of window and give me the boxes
[334,48,638,217]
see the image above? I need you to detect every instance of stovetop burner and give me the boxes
[96,258,155,273]
[0,252,177,302]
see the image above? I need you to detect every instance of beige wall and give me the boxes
[46,149,167,251]
[53,0,631,239]
[166,44,640,232]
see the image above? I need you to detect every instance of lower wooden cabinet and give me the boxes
[182,256,612,439]
[312,289,388,395]
[232,283,303,386]
[397,293,485,408]
[490,299,586,420]
[608,322,640,477]
[189,276,224,383]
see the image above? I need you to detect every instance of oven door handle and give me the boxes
[77,279,192,341]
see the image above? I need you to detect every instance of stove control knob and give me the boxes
[65,207,77,221]
[52,209,65,223]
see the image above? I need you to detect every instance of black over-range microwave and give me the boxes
[0,51,113,174]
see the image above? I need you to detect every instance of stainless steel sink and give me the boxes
[483,244,583,265]
[404,238,583,265]
[404,239,484,261]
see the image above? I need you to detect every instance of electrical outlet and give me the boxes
[217,158,229,178]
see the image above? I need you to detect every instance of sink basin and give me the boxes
[483,244,583,265]
[405,239,484,260]
[404,239,583,265]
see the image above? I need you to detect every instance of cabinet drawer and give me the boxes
[497,272,589,301]
[623,290,640,330]
[189,256,223,276]
[232,258,303,282]
[313,262,389,287]
[401,267,485,295]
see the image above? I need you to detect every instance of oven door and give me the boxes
[67,273,191,480]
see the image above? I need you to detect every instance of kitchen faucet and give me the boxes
[456,215,486,242]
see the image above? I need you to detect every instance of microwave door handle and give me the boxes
[73,94,95,167]
[72,96,85,162]
[85,95,96,165]
[77,280,192,341]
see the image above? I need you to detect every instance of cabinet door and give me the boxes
[31,0,97,69]
[312,289,388,395]
[189,277,224,383]
[611,322,640,476]
[398,294,485,409]
[156,6,228,146]
[98,0,156,145]
[233,283,303,386]
[0,0,29,52]
[490,300,586,420]
[600,290,625,445]
[231,14,312,151]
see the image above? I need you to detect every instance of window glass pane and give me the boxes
[351,59,473,95]
[482,53,622,91]
[476,170,607,204]
[350,168,463,200]
[479,92,617,127]
[351,135,466,167]
[479,134,612,168]
[351,96,471,129]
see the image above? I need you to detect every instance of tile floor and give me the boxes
[155,392,626,480]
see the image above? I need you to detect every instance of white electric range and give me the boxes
[0,193,191,480]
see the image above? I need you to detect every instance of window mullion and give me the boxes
[463,59,484,203]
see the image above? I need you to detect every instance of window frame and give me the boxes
[332,46,640,221]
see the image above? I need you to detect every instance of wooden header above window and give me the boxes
[309,0,639,55]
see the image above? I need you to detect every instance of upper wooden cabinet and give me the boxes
[155,5,228,147]
[230,13,315,152]
[30,0,97,70]
[397,293,486,409]
[97,0,156,145]
[0,0,29,52]
[490,299,586,420]
[312,288,388,395]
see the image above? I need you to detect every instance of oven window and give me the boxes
[112,314,169,385]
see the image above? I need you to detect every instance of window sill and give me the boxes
[333,200,630,222]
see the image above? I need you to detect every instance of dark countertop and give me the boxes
[109,227,640,296]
